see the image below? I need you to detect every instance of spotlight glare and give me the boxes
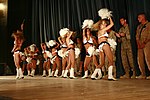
[0,3,5,10]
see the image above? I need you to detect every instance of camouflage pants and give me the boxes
[138,42,150,76]
[121,46,135,77]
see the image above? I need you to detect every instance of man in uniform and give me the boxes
[116,17,136,78]
[136,13,150,79]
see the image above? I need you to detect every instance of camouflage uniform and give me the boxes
[136,21,150,78]
[103,30,117,78]
[119,24,135,78]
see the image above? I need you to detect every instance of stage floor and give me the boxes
[0,76,149,100]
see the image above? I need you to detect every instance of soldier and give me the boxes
[117,17,135,78]
[136,13,150,79]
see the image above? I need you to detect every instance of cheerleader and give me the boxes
[48,40,61,77]
[92,8,117,81]
[58,36,68,77]
[26,44,39,77]
[41,43,52,77]
[62,30,78,79]
[81,19,102,79]
[11,31,25,79]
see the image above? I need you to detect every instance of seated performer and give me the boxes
[41,43,52,77]
[26,44,39,77]
[48,40,61,77]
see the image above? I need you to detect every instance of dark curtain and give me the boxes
[5,0,150,75]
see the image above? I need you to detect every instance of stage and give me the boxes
[0,76,149,100]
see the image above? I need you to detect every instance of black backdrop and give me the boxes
[2,0,150,76]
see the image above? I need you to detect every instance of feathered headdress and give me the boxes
[98,8,112,19]
[82,19,94,29]
[59,28,70,37]
[48,40,56,47]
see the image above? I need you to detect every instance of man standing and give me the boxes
[136,13,150,79]
[116,17,135,78]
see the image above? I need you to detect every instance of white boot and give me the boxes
[108,66,117,81]
[91,69,99,80]
[63,70,69,78]
[60,70,65,78]
[70,68,77,79]
[19,68,24,79]
[49,71,54,77]
[42,70,46,77]
[27,70,31,76]
[82,70,88,79]
[97,69,102,79]
[31,69,35,77]
[16,68,20,79]
[48,69,51,77]
[54,69,59,77]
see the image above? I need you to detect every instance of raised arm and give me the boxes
[58,36,63,44]
[92,20,101,31]
[102,17,114,32]
[66,31,73,40]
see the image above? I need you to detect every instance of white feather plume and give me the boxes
[59,28,70,37]
[58,49,69,58]
[82,19,94,29]
[107,38,117,50]
[87,46,95,57]
[49,40,56,47]
[75,47,81,59]
[98,8,112,19]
